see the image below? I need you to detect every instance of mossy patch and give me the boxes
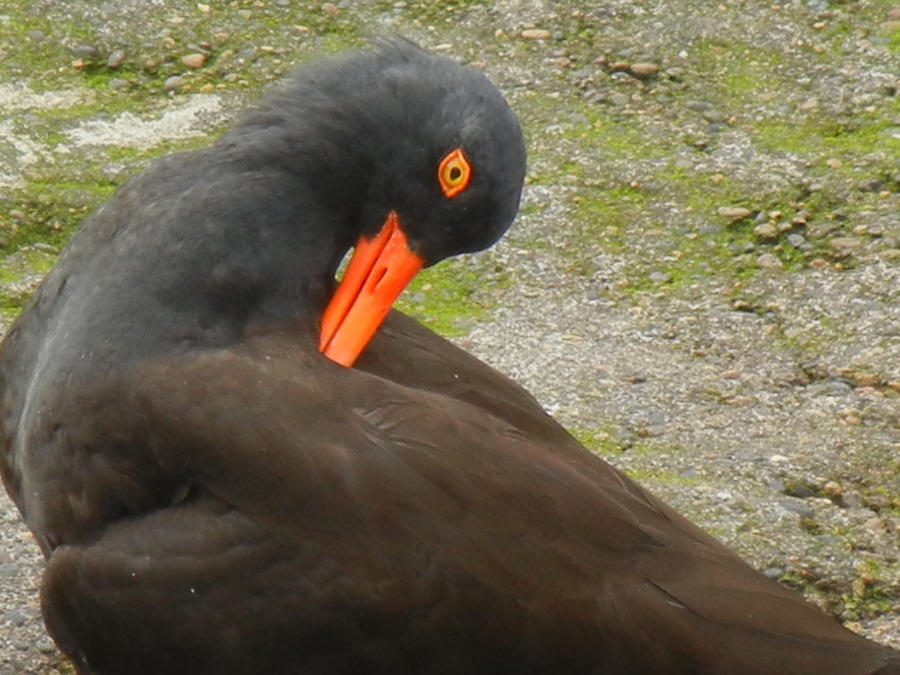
[395,256,511,337]
[569,426,705,488]
[568,423,626,457]
[753,110,900,160]
[685,38,793,107]
[781,555,900,622]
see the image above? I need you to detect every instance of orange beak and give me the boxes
[319,211,425,367]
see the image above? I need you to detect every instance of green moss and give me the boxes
[577,110,680,162]
[395,256,509,337]
[686,39,791,106]
[567,428,706,487]
[754,114,900,158]
[520,76,886,288]
[1,189,105,251]
[568,172,761,290]
[837,556,900,620]
[570,186,644,243]
[862,484,900,516]
[778,526,900,621]
[879,15,900,52]
[0,246,59,319]
[568,424,625,456]
[0,248,56,281]
[0,0,369,103]
[22,98,151,130]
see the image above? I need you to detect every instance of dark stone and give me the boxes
[71,43,102,60]
[778,500,815,518]
[784,483,815,499]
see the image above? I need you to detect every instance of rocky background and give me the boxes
[1,1,898,672]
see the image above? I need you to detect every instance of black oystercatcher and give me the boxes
[0,40,897,675]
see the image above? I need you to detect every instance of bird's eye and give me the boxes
[437,148,471,198]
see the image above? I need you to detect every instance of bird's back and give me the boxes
[32,315,898,674]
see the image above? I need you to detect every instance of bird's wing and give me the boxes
[39,330,898,674]
[356,310,576,445]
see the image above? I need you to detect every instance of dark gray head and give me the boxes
[226,39,527,267]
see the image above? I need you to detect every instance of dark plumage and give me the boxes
[0,40,897,675]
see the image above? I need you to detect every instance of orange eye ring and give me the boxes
[437,148,471,198]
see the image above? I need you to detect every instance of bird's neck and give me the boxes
[183,123,379,339]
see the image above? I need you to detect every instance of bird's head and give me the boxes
[302,41,526,366]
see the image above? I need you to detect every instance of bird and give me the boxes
[0,39,897,675]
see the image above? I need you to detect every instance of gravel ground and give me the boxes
[1,0,898,672]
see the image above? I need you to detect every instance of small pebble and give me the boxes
[754,223,778,240]
[702,109,728,123]
[629,62,659,78]
[164,75,185,91]
[686,100,712,112]
[756,253,784,270]
[865,517,887,532]
[71,43,102,60]
[824,380,852,396]
[785,483,814,499]
[762,566,785,579]
[718,206,752,221]
[786,233,807,248]
[823,481,842,498]
[237,47,259,62]
[107,50,126,69]
[851,372,879,387]
[182,53,206,69]
[36,638,58,655]
[830,236,862,251]
[521,28,551,40]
